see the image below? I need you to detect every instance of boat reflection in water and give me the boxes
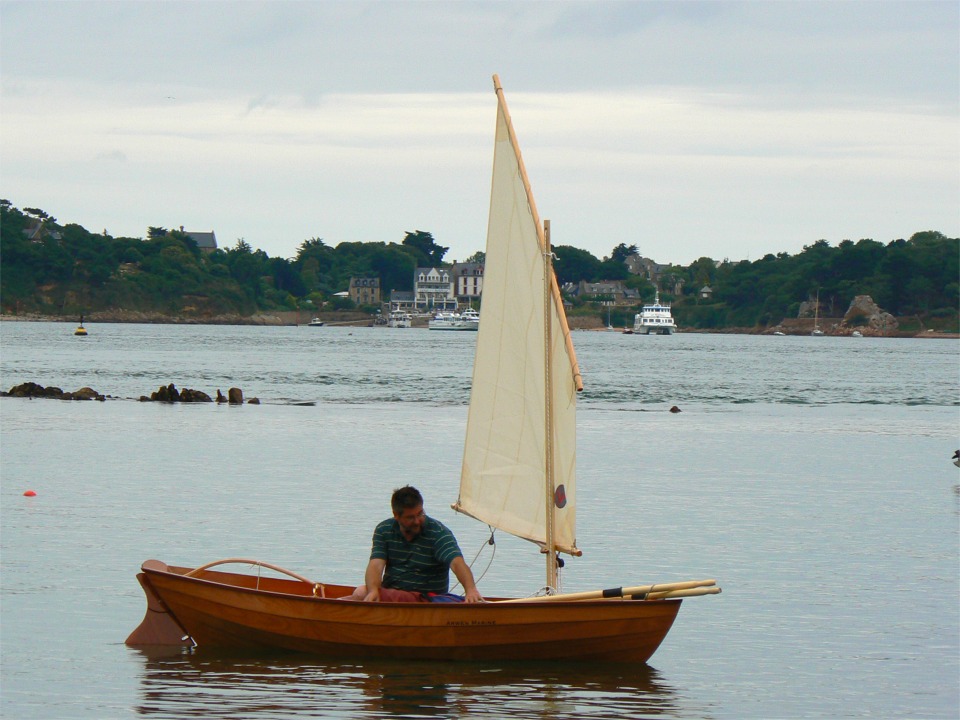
[132,648,691,719]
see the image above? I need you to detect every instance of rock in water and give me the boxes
[5,382,58,398]
[3,382,104,401]
[150,384,181,402]
[179,388,213,403]
[71,387,105,401]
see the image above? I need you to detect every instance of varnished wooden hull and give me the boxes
[128,560,681,663]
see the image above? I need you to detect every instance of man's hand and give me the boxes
[360,557,386,602]
[450,557,484,603]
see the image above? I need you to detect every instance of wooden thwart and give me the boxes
[496,579,718,603]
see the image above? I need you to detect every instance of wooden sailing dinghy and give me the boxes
[126,76,720,663]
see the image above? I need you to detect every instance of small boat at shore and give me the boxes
[811,289,824,336]
[307,317,325,327]
[387,310,412,328]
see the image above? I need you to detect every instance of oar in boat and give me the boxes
[495,579,719,603]
[645,586,722,600]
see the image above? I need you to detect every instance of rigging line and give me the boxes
[452,528,497,591]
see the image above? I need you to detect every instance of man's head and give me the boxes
[391,485,425,541]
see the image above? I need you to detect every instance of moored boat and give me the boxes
[387,310,412,328]
[811,289,824,336]
[428,311,478,331]
[632,292,676,335]
[307,317,325,327]
[460,307,480,329]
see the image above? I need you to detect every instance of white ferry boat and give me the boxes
[461,308,480,329]
[633,292,677,335]
[428,309,480,331]
[387,310,412,328]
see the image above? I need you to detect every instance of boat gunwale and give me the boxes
[143,561,683,612]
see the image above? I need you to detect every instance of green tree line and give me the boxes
[671,233,958,329]
[0,203,454,317]
[1,201,956,329]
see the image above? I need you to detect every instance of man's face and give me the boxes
[394,503,426,541]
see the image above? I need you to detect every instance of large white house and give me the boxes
[414,267,457,311]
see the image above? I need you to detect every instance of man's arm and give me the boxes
[450,556,483,603]
[362,557,387,602]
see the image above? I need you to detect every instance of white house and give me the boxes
[414,267,457,311]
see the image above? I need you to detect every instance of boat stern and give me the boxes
[125,561,193,647]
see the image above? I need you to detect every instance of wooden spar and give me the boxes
[495,579,718,604]
[544,219,557,591]
[645,587,722,600]
[492,74,582,393]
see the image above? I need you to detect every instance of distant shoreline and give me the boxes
[0,312,407,329]
[2,312,955,338]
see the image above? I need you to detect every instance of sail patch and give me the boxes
[554,484,567,509]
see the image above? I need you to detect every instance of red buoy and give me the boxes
[23,490,36,497]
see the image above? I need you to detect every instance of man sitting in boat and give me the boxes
[346,485,484,603]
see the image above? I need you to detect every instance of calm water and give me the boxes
[1,322,958,719]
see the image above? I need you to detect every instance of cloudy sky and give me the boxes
[2,1,957,265]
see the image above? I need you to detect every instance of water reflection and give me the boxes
[132,647,700,719]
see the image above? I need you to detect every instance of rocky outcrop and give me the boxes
[3,380,260,403]
[3,382,105,401]
[179,388,213,403]
[216,387,257,404]
[71,387,104,400]
[146,383,180,402]
[841,295,898,335]
[140,384,213,403]
[797,300,818,319]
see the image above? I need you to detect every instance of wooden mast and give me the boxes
[544,219,557,591]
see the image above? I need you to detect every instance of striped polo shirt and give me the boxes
[370,515,463,594]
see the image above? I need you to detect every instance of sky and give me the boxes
[1,1,957,266]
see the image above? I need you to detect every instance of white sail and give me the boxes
[455,76,583,558]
